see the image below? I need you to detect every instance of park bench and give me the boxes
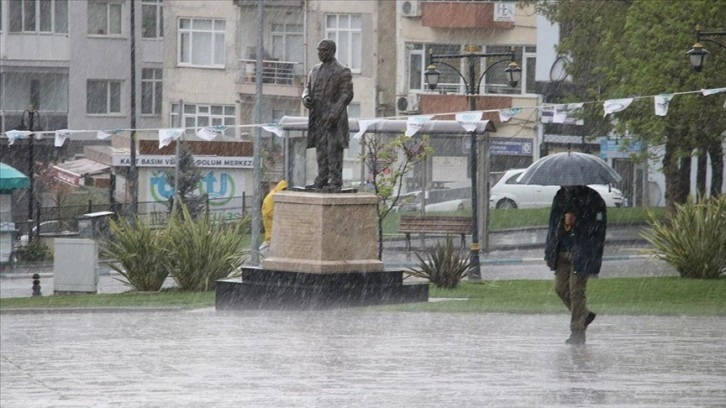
[398,215,472,252]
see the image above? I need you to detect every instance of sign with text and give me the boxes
[113,155,254,169]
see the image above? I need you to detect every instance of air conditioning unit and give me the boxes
[400,0,421,18]
[396,93,420,114]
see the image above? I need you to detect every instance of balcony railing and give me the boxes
[238,59,304,86]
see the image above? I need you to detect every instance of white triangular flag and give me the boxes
[603,98,634,116]
[196,127,220,141]
[405,115,434,137]
[455,111,483,132]
[260,124,283,138]
[499,107,522,122]
[158,128,184,148]
[654,94,674,117]
[5,130,32,146]
[353,119,381,140]
[701,87,726,96]
[54,129,71,147]
[97,130,112,139]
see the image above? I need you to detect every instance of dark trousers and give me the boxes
[314,128,344,188]
[554,252,591,332]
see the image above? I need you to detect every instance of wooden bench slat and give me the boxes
[398,215,473,252]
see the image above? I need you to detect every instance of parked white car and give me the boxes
[489,168,623,209]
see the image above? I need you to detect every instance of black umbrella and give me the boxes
[518,151,622,186]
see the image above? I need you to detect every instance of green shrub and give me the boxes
[100,216,169,291]
[641,195,726,279]
[407,236,470,288]
[165,205,249,291]
[16,240,52,263]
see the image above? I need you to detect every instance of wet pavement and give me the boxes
[1,310,724,407]
[2,235,718,407]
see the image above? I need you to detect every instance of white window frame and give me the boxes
[87,80,123,115]
[177,18,226,68]
[8,0,68,34]
[141,68,162,116]
[408,43,464,94]
[171,103,236,137]
[271,23,303,62]
[141,0,163,39]
[325,14,362,73]
[88,1,123,36]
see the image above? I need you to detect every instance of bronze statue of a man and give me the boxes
[302,39,354,192]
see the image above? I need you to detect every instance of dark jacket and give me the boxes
[544,186,607,275]
[302,58,354,149]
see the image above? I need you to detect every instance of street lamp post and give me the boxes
[424,45,521,279]
[22,105,40,240]
[687,27,726,71]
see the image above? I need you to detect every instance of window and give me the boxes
[141,68,162,115]
[142,0,163,38]
[87,80,122,114]
[408,43,462,93]
[271,23,303,63]
[407,43,536,95]
[8,0,68,33]
[178,18,225,67]
[325,14,361,72]
[88,1,122,35]
[171,103,235,137]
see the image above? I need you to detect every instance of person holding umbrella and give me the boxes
[545,185,607,345]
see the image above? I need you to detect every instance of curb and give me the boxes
[0,306,190,315]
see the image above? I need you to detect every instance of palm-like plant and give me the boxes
[641,195,726,279]
[407,236,470,289]
[165,205,249,291]
[101,216,169,291]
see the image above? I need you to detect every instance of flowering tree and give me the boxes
[362,133,431,259]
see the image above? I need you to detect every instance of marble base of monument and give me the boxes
[215,191,428,309]
[215,268,428,310]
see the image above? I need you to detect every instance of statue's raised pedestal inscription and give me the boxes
[215,191,428,310]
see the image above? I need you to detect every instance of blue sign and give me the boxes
[490,138,533,156]
[599,137,642,159]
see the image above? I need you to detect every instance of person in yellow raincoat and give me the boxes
[260,180,288,252]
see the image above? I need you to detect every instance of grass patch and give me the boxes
[382,207,665,235]
[387,277,726,316]
[2,276,724,316]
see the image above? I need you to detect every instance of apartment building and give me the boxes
[395,0,539,190]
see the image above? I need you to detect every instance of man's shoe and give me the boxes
[565,331,586,345]
[585,312,597,328]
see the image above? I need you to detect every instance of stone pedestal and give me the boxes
[263,191,384,273]
[215,191,428,310]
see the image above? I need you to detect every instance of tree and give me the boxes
[362,133,431,259]
[164,142,207,218]
[533,0,726,210]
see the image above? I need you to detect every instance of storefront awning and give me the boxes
[0,162,30,193]
[52,158,110,186]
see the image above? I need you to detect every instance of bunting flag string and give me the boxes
[259,124,283,138]
[455,111,484,132]
[197,125,226,141]
[2,87,724,148]
[654,94,674,117]
[54,129,71,147]
[5,130,32,145]
[405,115,434,137]
[158,128,184,148]
[353,119,381,140]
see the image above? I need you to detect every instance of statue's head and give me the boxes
[316,39,336,63]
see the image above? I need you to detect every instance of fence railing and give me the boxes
[15,195,250,236]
